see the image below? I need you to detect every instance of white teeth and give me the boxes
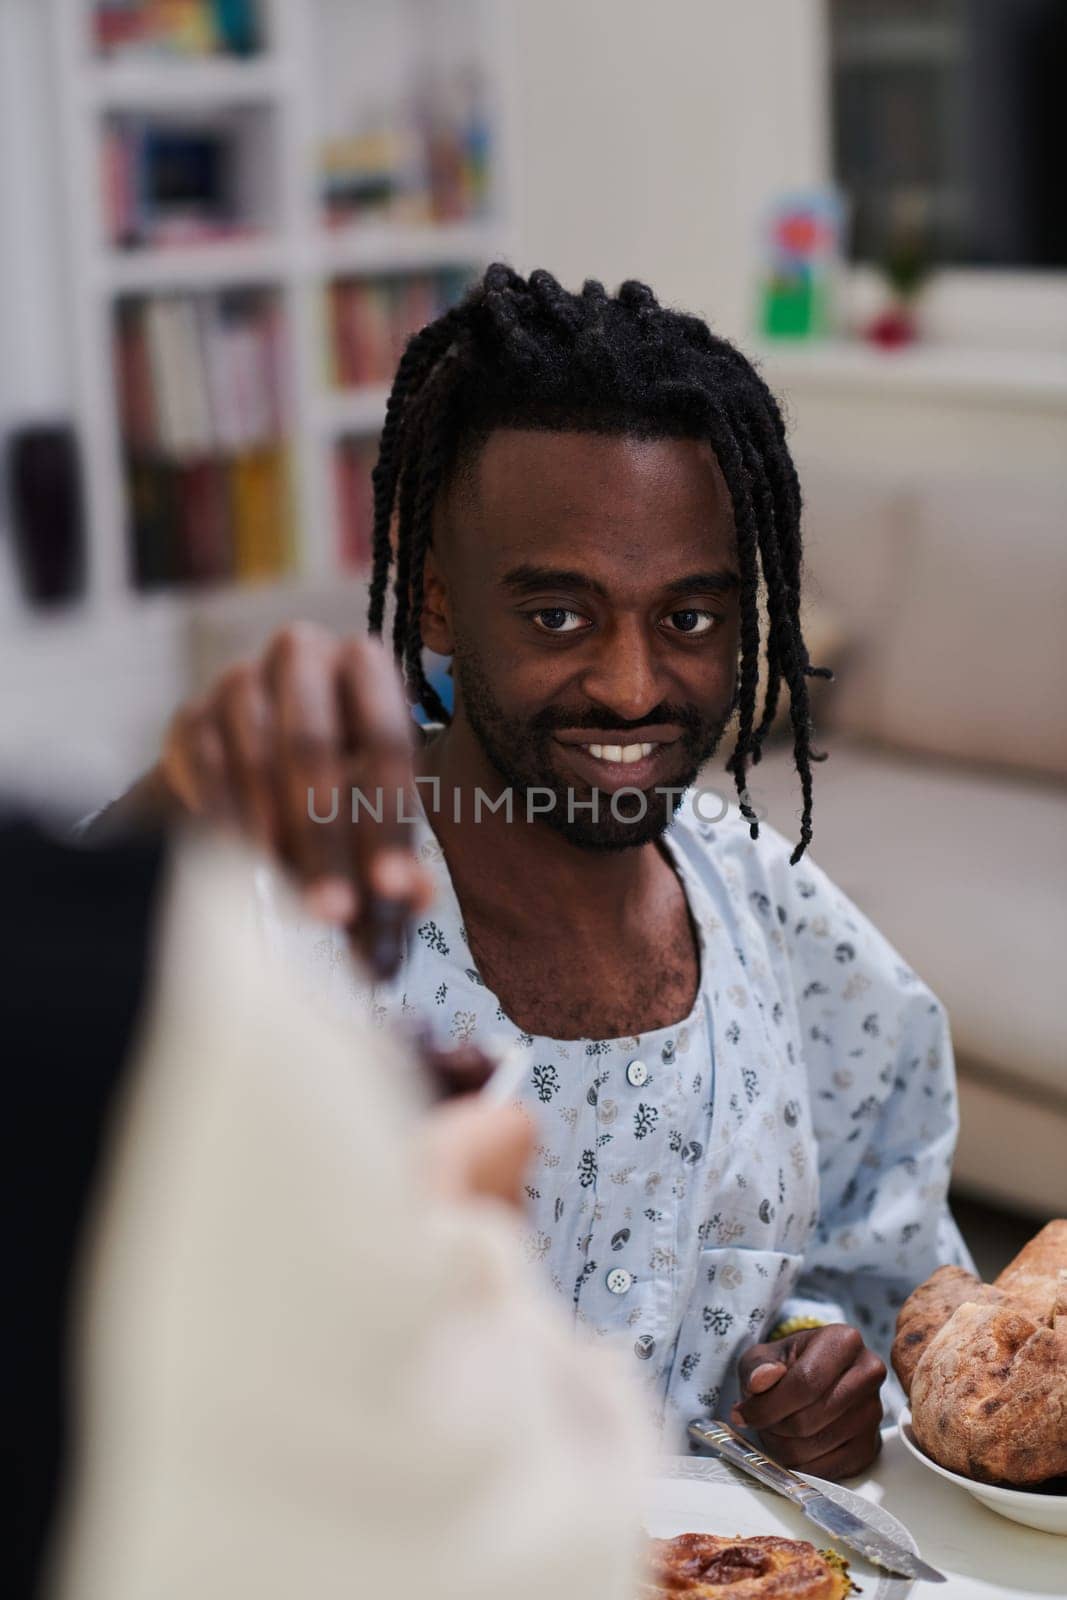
[583,742,658,765]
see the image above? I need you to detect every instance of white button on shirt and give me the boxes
[277,790,972,1444]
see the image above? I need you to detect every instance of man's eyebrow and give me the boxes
[501,565,741,599]
[662,569,740,596]
[501,565,610,598]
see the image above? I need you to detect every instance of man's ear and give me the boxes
[419,545,454,656]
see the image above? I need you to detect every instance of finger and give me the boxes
[749,1362,788,1394]
[160,699,214,816]
[731,1361,786,1426]
[737,1339,789,1394]
[737,1329,820,1399]
[759,1395,884,1469]
[762,1348,887,1440]
[214,661,277,849]
[178,709,233,822]
[783,1424,884,1484]
[265,624,349,889]
[736,1326,863,1431]
[359,847,432,975]
[336,637,426,976]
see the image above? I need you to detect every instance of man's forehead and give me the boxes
[444,428,734,557]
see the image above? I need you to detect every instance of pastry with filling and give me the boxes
[641,1533,851,1599]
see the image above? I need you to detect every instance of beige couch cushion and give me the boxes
[719,741,1067,1104]
[799,471,1067,780]
[874,481,1067,779]
[950,1071,1067,1218]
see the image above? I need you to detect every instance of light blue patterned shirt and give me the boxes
[278,791,972,1444]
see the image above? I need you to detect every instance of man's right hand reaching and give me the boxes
[107,624,432,979]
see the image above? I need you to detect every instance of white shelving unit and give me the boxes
[45,0,519,625]
[81,54,293,108]
[316,382,393,438]
[0,0,518,791]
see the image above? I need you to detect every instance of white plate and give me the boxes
[647,1454,919,1597]
[899,1408,1067,1536]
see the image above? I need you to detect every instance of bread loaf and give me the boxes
[909,1300,1067,1485]
[893,1220,1067,1486]
[891,1264,1006,1396]
[993,1217,1067,1323]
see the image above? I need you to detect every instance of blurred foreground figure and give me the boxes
[5,815,645,1600]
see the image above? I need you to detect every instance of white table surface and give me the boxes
[845,1427,1065,1598]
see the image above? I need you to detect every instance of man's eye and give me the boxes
[530,608,588,633]
[664,609,717,636]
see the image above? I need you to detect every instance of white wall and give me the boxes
[512,0,829,342]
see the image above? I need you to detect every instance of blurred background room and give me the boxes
[1,0,1064,1258]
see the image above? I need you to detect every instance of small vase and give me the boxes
[6,424,87,607]
[865,297,919,350]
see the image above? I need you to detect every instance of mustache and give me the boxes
[527,702,708,735]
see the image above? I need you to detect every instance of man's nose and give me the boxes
[579,618,664,723]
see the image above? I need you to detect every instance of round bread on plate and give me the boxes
[641,1533,850,1599]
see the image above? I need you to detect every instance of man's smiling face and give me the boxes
[422,429,741,849]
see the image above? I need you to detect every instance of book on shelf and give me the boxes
[101,114,266,251]
[326,269,474,389]
[115,289,292,589]
[322,63,491,228]
[94,1,263,61]
[231,449,291,579]
[334,437,378,573]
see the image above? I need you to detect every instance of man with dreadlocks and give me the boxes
[98,266,970,1476]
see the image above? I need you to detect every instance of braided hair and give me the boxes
[367,264,831,862]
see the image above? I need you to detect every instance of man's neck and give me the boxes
[415,720,670,945]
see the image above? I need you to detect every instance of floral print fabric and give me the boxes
[276,796,971,1444]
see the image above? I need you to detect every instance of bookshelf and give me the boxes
[45,0,518,626]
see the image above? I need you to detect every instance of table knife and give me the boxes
[687,1417,946,1584]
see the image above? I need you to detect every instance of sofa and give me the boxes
[706,464,1066,1219]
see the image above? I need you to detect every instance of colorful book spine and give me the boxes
[320,64,491,227]
[114,288,292,589]
[326,269,475,389]
[334,438,377,573]
[231,448,290,580]
[94,1,261,60]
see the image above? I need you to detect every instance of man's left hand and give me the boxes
[731,1324,887,1480]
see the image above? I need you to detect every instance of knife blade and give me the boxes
[687,1417,946,1584]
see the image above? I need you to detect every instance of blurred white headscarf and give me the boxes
[48,835,648,1600]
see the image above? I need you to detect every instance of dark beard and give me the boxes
[451,639,733,850]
